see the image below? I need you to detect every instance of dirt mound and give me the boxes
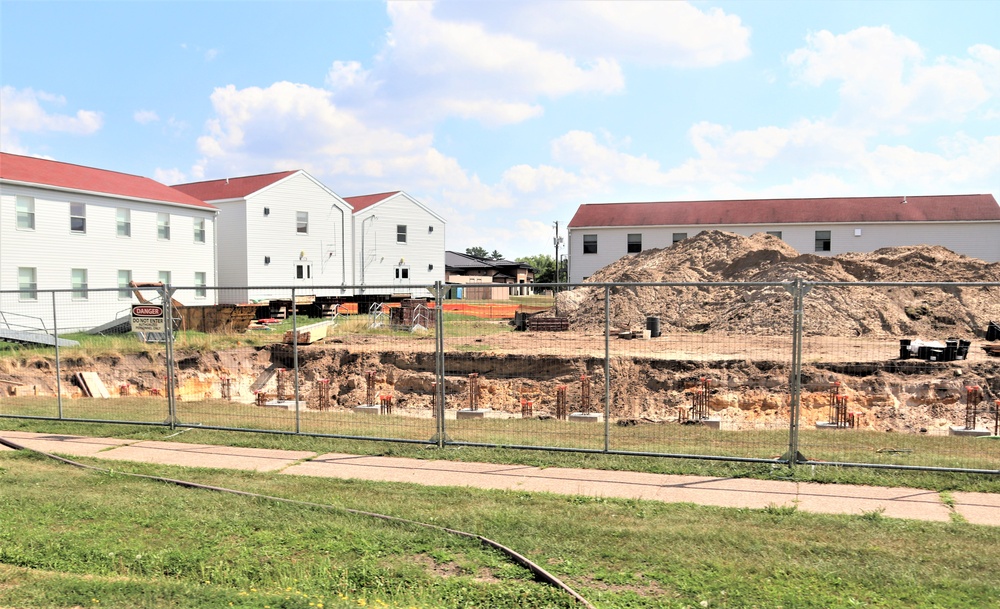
[558,230,1000,337]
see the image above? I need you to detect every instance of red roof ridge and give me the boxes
[0,152,213,209]
[568,194,1000,228]
[172,169,299,201]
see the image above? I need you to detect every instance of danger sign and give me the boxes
[131,304,165,332]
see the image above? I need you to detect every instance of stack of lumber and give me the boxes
[283,320,337,345]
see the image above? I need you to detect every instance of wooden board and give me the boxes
[283,320,337,345]
[76,371,111,398]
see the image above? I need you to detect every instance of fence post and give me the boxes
[163,284,179,428]
[52,290,63,419]
[435,280,446,447]
[784,278,808,466]
[292,286,300,434]
[604,284,611,453]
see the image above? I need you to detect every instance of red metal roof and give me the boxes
[171,170,298,201]
[344,191,401,213]
[568,194,1000,228]
[0,152,214,209]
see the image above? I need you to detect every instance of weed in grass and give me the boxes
[859,507,887,522]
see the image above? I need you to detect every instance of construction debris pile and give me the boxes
[557,230,1000,337]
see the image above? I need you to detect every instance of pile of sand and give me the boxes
[557,230,1000,337]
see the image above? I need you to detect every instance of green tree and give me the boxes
[465,246,489,258]
[516,254,556,283]
[490,249,504,260]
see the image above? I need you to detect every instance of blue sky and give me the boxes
[3,1,998,259]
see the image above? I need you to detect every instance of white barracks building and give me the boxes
[567,194,1000,282]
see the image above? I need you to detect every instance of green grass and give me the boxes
[2,451,999,609]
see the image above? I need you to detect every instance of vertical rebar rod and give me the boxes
[52,291,63,419]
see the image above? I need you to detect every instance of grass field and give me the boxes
[2,449,999,609]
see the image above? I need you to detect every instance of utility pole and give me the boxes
[553,221,563,285]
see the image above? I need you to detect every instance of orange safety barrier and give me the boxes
[442,302,521,319]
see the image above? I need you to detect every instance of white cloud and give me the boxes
[134,110,160,124]
[154,167,187,185]
[787,27,996,127]
[193,81,490,200]
[205,48,219,62]
[0,86,103,136]
[435,0,751,68]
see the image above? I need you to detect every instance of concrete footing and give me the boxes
[949,426,991,437]
[354,405,381,415]
[816,422,850,430]
[569,412,601,423]
[264,400,296,409]
[702,418,722,430]
[457,409,489,419]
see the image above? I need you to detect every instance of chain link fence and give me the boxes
[1,281,997,474]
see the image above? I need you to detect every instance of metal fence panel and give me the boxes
[599,282,793,462]
[2,280,998,475]
[794,282,1000,472]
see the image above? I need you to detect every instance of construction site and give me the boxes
[2,231,999,469]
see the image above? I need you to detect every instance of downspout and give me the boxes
[337,204,346,292]
[360,214,376,291]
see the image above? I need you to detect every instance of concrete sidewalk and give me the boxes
[3,431,997,526]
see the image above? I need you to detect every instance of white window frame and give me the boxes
[583,234,597,254]
[159,270,172,286]
[296,211,309,235]
[16,196,35,230]
[193,218,206,243]
[18,267,38,302]
[194,272,207,299]
[627,233,642,254]
[118,270,132,299]
[71,268,88,300]
[157,213,171,240]
[815,230,832,252]
[117,208,131,237]
[672,232,688,244]
[70,203,86,234]
[296,263,312,280]
[397,224,407,243]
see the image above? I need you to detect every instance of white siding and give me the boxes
[568,221,1000,283]
[233,172,353,303]
[212,199,250,302]
[351,193,445,297]
[1,183,216,331]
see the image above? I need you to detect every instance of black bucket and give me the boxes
[987,321,1000,341]
[646,316,661,338]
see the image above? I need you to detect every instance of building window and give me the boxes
[18,267,37,301]
[70,203,86,233]
[194,272,207,299]
[627,233,642,254]
[71,268,88,300]
[159,270,171,286]
[118,270,132,299]
[157,213,171,240]
[117,208,131,237]
[296,211,308,235]
[395,267,410,279]
[296,264,311,279]
[672,232,688,244]
[766,231,782,239]
[194,218,206,243]
[397,224,407,243]
[583,234,597,254]
[16,196,35,230]
[815,230,832,252]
